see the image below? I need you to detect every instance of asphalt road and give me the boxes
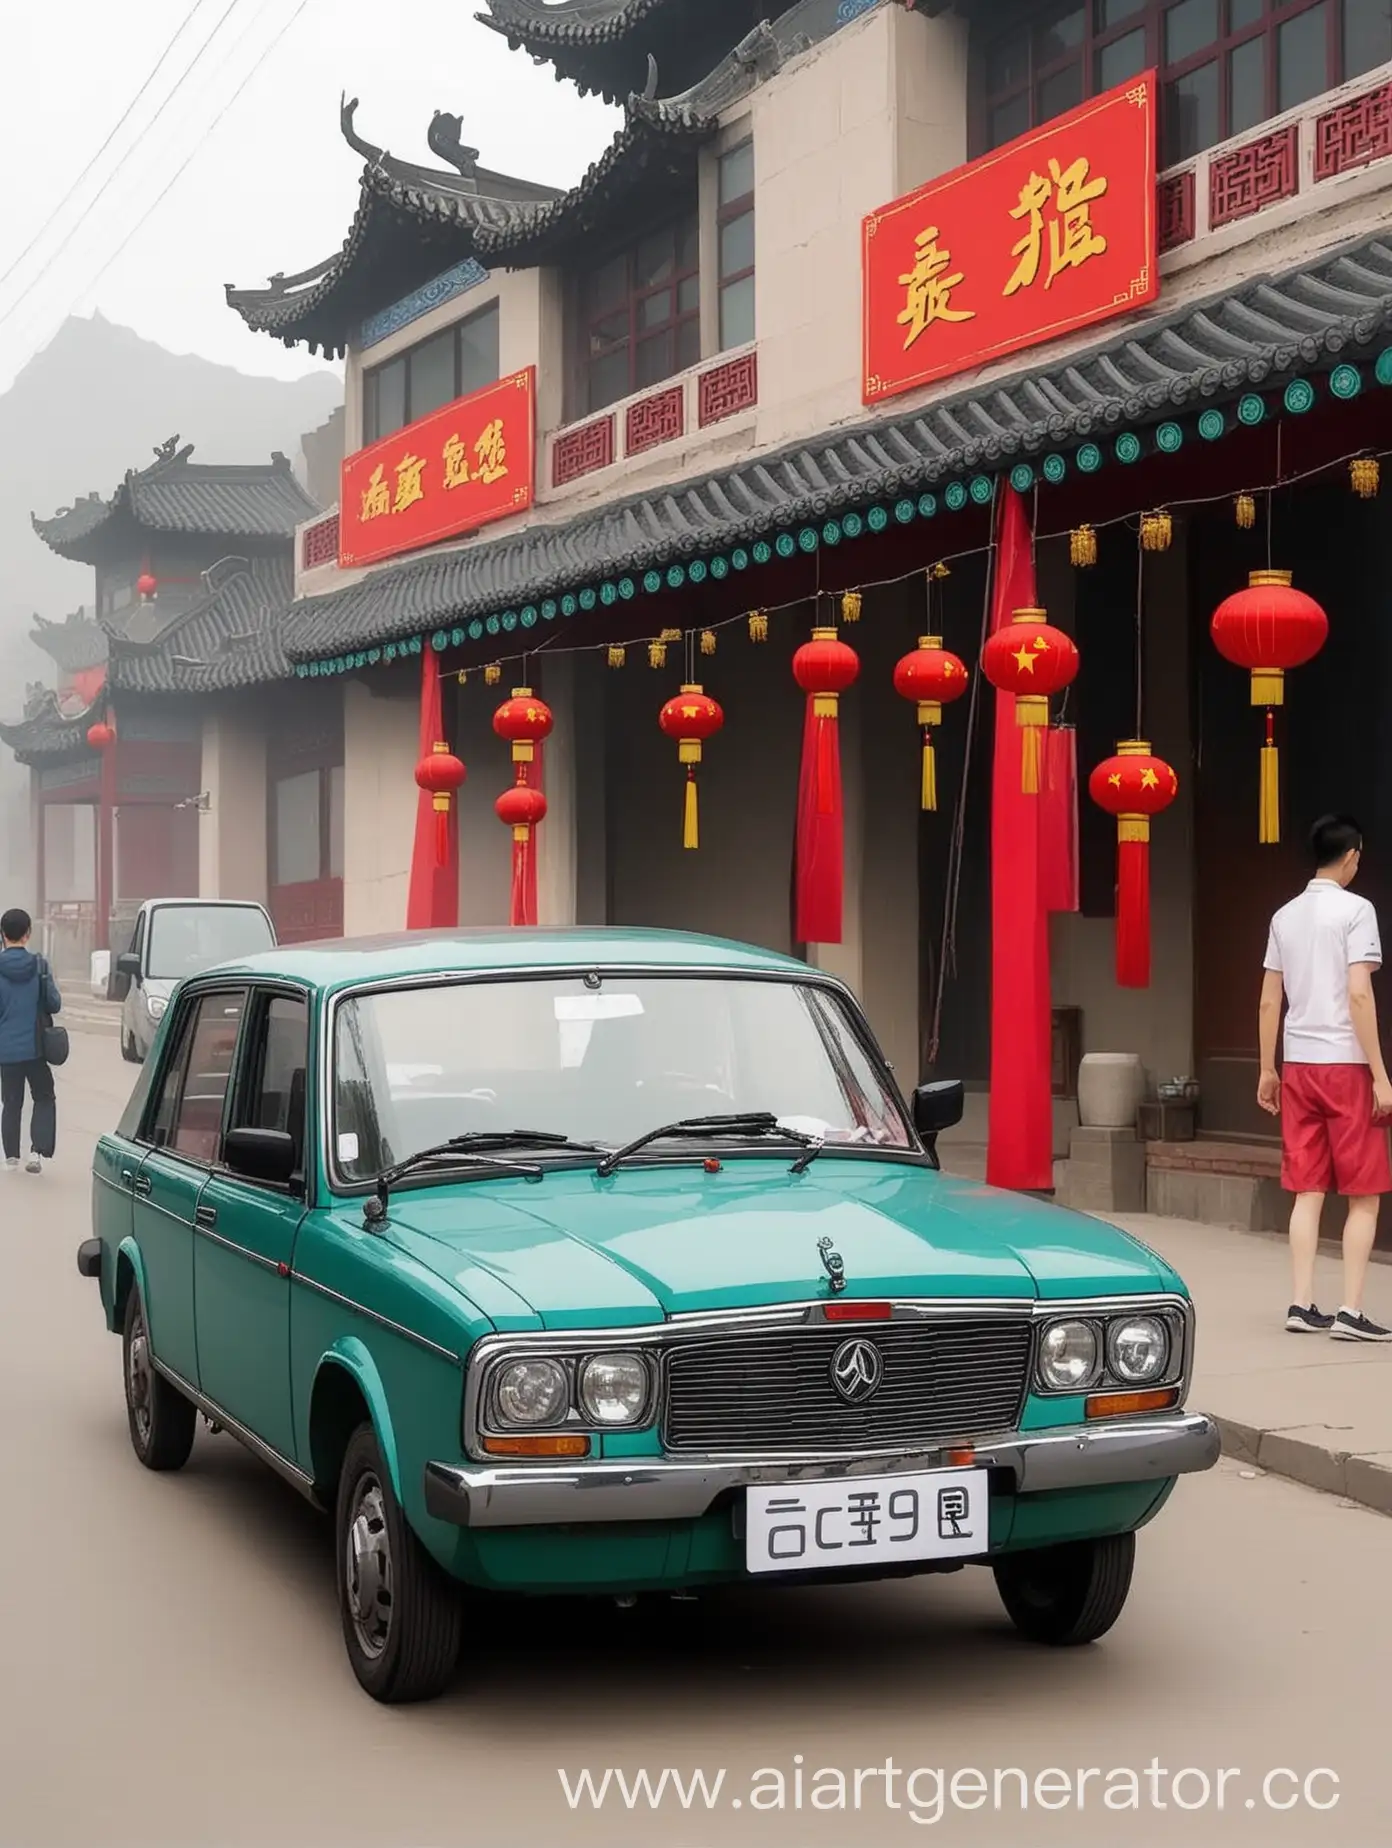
[2,1032,1385,1847]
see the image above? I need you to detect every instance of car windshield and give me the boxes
[332,974,912,1184]
[146,906,275,981]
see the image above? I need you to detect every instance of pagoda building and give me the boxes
[1,438,325,963]
[223,0,1392,1187]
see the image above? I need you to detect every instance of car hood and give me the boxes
[366,1160,1180,1331]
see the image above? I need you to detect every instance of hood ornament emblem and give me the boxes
[817,1235,846,1294]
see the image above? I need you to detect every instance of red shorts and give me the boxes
[1281,1063,1392,1196]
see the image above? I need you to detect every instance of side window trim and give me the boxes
[143,985,251,1167]
[220,983,312,1198]
[135,993,198,1148]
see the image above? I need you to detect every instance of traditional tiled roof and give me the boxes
[228,0,831,355]
[106,554,296,694]
[0,690,98,767]
[476,0,768,102]
[279,227,1392,662]
[33,438,320,563]
[30,609,108,674]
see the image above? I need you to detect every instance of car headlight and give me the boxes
[147,996,167,1019]
[1107,1315,1169,1384]
[493,1358,569,1427]
[578,1353,648,1425]
[1038,1319,1100,1390]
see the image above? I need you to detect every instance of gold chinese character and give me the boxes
[474,418,508,485]
[896,226,975,349]
[394,453,426,513]
[1004,155,1109,297]
[360,464,390,522]
[442,432,471,489]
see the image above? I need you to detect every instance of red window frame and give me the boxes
[570,210,702,419]
[973,1,1385,167]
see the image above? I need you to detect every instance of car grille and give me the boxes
[662,1316,1035,1453]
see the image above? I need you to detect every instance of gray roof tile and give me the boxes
[107,555,296,694]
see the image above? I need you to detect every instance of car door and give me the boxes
[133,986,249,1389]
[121,906,147,1051]
[193,987,310,1461]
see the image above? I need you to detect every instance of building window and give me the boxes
[571,210,701,417]
[362,303,501,443]
[271,764,343,888]
[718,140,756,350]
[975,1,1390,168]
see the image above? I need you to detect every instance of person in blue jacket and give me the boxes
[0,908,62,1173]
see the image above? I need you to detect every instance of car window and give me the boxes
[136,1004,196,1145]
[146,906,274,981]
[232,992,310,1177]
[152,991,247,1164]
[130,911,146,959]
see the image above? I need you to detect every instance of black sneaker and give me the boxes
[1285,1304,1335,1333]
[1330,1310,1392,1342]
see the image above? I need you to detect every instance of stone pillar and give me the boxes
[342,679,418,935]
[537,656,578,929]
[199,706,268,903]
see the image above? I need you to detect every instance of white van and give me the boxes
[116,899,276,1062]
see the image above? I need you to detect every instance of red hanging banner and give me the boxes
[792,627,859,945]
[406,654,463,930]
[1039,726,1080,915]
[987,488,1054,1193]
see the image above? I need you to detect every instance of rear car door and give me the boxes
[133,987,249,1387]
[194,988,310,1460]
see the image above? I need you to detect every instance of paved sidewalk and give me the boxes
[1110,1212,1392,1516]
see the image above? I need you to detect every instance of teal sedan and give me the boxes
[79,929,1218,1703]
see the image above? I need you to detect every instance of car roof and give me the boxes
[189,927,815,995]
[142,898,271,910]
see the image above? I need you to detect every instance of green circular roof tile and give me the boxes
[1237,393,1265,426]
[842,512,864,539]
[1043,452,1067,483]
[618,577,636,599]
[1330,363,1362,400]
[918,492,937,517]
[1284,377,1315,414]
[1010,463,1035,493]
[970,474,993,503]
[666,565,685,588]
[579,587,597,610]
[1198,408,1225,440]
[944,481,967,510]
[867,505,889,531]
[643,571,662,594]
[467,622,482,642]
[753,540,772,564]
[1155,422,1183,454]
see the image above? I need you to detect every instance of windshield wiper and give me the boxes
[595,1111,822,1178]
[366,1134,570,1223]
[443,1130,608,1156]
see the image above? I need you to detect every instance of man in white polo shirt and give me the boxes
[1259,815,1392,1340]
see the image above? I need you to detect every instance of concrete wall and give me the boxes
[199,705,267,904]
[455,680,514,927]
[342,680,418,935]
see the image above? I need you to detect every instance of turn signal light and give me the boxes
[481,1435,591,1458]
[945,1447,976,1467]
[824,1301,892,1321]
[1085,1387,1180,1420]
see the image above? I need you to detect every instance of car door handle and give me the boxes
[131,1174,152,1196]
[194,1204,217,1229]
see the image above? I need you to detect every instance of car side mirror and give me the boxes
[224,1127,298,1188]
[913,1079,965,1142]
[116,952,141,982]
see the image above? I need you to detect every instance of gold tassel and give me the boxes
[683,775,699,850]
[841,592,862,624]
[1235,493,1256,529]
[929,562,951,581]
[660,627,682,643]
[484,663,502,686]
[921,735,937,812]
[1140,509,1172,552]
[700,629,716,655]
[1070,525,1097,568]
[607,644,626,668]
[1259,713,1280,844]
[1352,456,1380,499]
[1020,725,1042,794]
[748,611,768,642]
[648,640,667,669]
[456,670,469,686]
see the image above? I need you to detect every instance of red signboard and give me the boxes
[339,367,536,568]
[862,76,1157,406]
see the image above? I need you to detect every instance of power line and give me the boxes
[0,0,251,332]
[72,0,314,307]
[0,0,221,302]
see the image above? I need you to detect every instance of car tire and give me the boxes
[121,1030,140,1063]
[336,1422,462,1704]
[992,1532,1135,1646]
[122,1289,196,1471]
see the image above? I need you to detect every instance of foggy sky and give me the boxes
[1,0,621,393]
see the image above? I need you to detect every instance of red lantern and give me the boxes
[658,684,724,850]
[1088,741,1179,989]
[892,636,969,812]
[1210,568,1328,843]
[496,782,547,927]
[86,721,115,751]
[414,741,466,864]
[136,573,157,600]
[981,607,1078,793]
[791,626,859,945]
[492,686,554,763]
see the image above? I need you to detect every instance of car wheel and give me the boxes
[122,1289,196,1471]
[992,1532,1135,1646]
[121,1030,140,1063]
[336,1422,462,1704]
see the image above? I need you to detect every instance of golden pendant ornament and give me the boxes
[1351,456,1380,499]
[748,611,769,642]
[700,629,716,656]
[648,639,667,669]
[1235,493,1256,529]
[1070,525,1098,568]
[1140,509,1172,552]
[484,663,502,686]
[607,644,626,669]
[841,592,862,625]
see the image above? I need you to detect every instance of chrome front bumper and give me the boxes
[423,1411,1220,1530]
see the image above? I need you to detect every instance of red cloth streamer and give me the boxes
[495,781,546,927]
[1116,835,1150,988]
[406,654,461,930]
[987,488,1053,1193]
[792,629,859,944]
[1087,742,1178,990]
[1039,727,1080,915]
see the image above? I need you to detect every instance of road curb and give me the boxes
[64,1009,120,1039]
[1214,1412,1392,1516]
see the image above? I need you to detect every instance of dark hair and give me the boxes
[0,908,32,943]
[1310,815,1363,869]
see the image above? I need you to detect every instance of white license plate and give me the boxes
[745,1468,987,1575]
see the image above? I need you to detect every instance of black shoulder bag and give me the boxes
[35,956,69,1068]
